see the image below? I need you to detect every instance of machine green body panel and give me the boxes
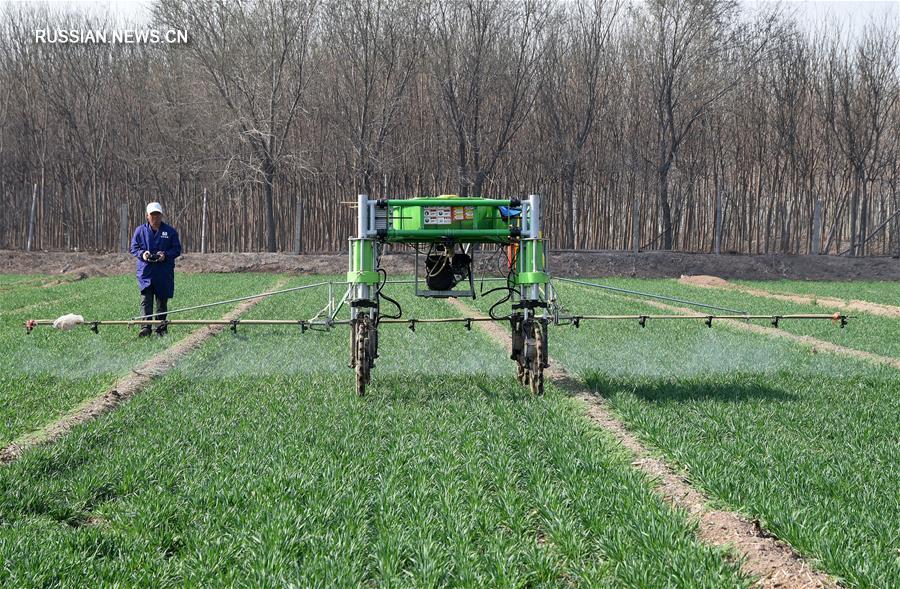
[388,196,516,243]
[347,270,380,284]
[515,271,549,285]
[386,228,514,239]
[385,197,512,207]
[515,237,547,284]
[347,239,380,285]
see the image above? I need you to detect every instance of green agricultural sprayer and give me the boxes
[26,194,851,396]
[345,194,551,395]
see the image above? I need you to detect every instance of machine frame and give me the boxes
[347,194,550,396]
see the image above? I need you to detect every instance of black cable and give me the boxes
[482,242,520,320]
[487,279,517,320]
[485,266,517,321]
[375,268,402,321]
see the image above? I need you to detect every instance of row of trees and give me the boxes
[1,0,898,255]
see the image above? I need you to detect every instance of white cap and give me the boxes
[146,202,163,214]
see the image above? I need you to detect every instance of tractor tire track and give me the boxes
[680,275,900,319]
[0,278,288,466]
[448,297,838,589]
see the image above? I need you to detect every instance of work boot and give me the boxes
[155,325,167,337]
[138,326,152,338]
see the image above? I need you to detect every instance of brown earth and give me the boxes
[2,250,898,280]
[680,275,900,319]
[0,278,289,466]
[448,297,837,589]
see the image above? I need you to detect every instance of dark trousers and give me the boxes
[140,284,169,329]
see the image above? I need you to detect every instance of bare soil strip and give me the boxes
[1,291,94,318]
[5,250,900,281]
[680,275,900,319]
[0,278,288,466]
[448,298,838,589]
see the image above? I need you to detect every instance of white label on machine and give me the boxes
[424,206,452,225]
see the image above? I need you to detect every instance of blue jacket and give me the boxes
[129,221,182,298]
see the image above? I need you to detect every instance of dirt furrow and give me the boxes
[680,275,900,319]
[448,297,838,589]
[0,278,288,466]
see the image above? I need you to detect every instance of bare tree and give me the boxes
[430,0,551,197]
[321,0,425,195]
[825,25,899,256]
[156,0,319,252]
[0,0,897,255]
[538,0,620,248]
[634,0,781,249]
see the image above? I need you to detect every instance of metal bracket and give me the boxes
[638,315,648,328]
[230,319,238,333]
[511,300,548,310]
[705,316,713,328]
[90,321,100,334]
[408,319,417,332]
[350,299,378,308]
[771,316,781,328]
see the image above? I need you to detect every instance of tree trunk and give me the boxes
[456,139,469,197]
[849,168,860,257]
[562,161,577,249]
[472,170,487,198]
[657,164,673,250]
[264,159,277,252]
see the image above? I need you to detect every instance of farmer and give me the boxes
[129,202,182,337]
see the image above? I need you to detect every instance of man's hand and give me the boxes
[156,251,166,262]
[142,251,151,261]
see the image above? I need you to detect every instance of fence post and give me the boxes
[293,197,303,255]
[201,188,208,253]
[25,183,37,251]
[119,202,129,252]
[811,197,822,255]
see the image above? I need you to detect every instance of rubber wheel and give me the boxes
[516,361,527,385]
[354,319,370,396]
[529,321,545,395]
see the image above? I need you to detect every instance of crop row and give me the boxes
[472,280,898,588]
[732,279,900,307]
[0,278,748,587]
[571,277,900,360]
[4,273,895,587]
[0,273,282,447]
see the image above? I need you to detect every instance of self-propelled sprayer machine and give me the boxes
[26,194,850,396]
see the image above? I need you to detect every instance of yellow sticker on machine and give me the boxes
[452,206,474,221]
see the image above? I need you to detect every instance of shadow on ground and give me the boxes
[581,372,798,404]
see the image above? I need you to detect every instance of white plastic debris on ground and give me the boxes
[52,314,85,331]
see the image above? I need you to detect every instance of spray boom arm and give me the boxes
[25,193,851,397]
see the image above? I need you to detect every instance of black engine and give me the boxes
[424,244,472,291]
